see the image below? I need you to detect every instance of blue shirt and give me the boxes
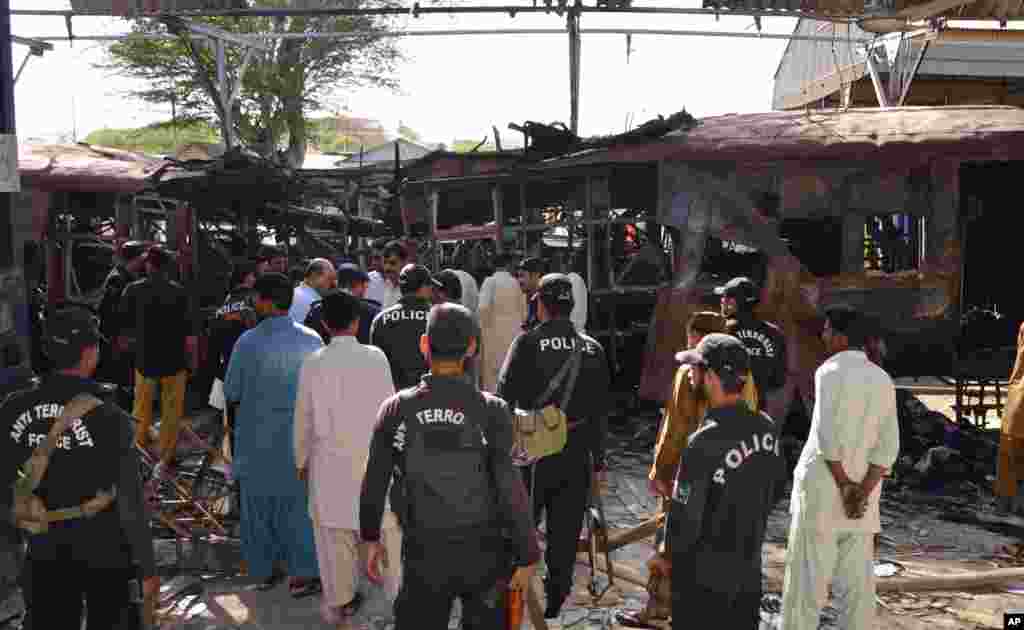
[223,315,324,493]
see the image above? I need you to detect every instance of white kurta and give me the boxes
[289,283,320,323]
[782,349,900,630]
[453,269,480,313]
[566,272,588,333]
[294,336,400,607]
[478,270,526,393]
[366,271,401,309]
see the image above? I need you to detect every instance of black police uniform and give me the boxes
[728,312,788,397]
[667,402,784,629]
[0,374,154,630]
[305,294,380,345]
[360,374,541,629]
[119,274,192,380]
[208,286,257,382]
[497,316,611,615]
[370,296,431,391]
[96,264,139,405]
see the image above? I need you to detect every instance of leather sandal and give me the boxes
[289,578,323,599]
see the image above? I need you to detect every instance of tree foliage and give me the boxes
[449,138,498,153]
[84,121,220,155]
[99,1,402,167]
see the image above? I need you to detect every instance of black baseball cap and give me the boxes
[426,303,479,357]
[435,270,463,302]
[518,257,547,274]
[538,273,574,306]
[120,240,147,261]
[336,262,369,284]
[45,307,105,360]
[714,276,759,305]
[399,264,443,293]
[676,333,750,385]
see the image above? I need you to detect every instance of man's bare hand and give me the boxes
[297,468,307,482]
[364,541,388,584]
[841,482,867,519]
[509,563,537,592]
[649,478,671,498]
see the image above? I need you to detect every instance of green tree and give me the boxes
[84,121,220,155]
[450,138,497,153]
[398,123,421,144]
[99,2,401,167]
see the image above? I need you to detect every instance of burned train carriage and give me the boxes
[404,106,1024,423]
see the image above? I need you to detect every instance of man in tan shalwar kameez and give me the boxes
[997,323,1024,513]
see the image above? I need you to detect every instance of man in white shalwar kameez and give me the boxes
[294,292,403,626]
[566,271,588,332]
[478,254,526,393]
[452,269,479,313]
[781,306,899,630]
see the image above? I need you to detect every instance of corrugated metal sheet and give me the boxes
[705,0,1024,20]
[18,144,169,193]
[773,19,870,109]
[540,105,1024,166]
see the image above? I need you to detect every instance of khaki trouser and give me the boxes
[996,434,1024,497]
[133,369,187,461]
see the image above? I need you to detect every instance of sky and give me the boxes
[10,0,799,146]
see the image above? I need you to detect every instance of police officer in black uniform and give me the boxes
[305,263,380,345]
[497,273,612,622]
[716,277,787,415]
[370,264,442,391]
[0,308,154,630]
[664,333,784,629]
[96,240,148,407]
[360,303,541,629]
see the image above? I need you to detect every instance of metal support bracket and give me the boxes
[9,35,51,86]
[864,48,890,107]
[898,39,929,106]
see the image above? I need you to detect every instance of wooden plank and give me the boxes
[576,514,666,553]
[777,62,867,110]
[896,0,979,21]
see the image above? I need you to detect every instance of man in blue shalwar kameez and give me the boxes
[224,272,324,597]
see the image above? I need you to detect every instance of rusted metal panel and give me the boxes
[638,155,964,401]
[18,144,168,194]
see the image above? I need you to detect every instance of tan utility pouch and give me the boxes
[12,393,117,534]
[511,337,584,467]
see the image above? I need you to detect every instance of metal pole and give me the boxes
[898,39,930,106]
[15,28,877,43]
[568,10,581,135]
[11,6,855,20]
[0,0,16,271]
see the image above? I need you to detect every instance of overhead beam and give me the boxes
[16,28,877,44]
[11,5,854,20]
[10,35,53,52]
[168,18,270,50]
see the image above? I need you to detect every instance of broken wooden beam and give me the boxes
[576,513,666,554]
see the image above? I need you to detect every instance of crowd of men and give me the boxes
[0,230,900,630]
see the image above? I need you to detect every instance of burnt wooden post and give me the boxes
[492,184,504,254]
